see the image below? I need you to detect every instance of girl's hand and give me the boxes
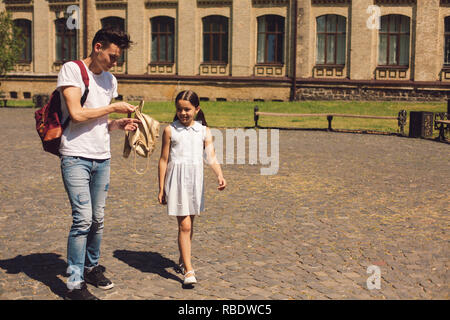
[116,118,141,131]
[217,176,226,190]
[158,190,167,205]
[109,118,141,131]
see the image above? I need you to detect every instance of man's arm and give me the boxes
[61,86,137,123]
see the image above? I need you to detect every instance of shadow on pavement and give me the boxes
[0,253,67,299]
[113,250,182,284]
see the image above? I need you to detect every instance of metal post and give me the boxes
[327,115,333,131]
[254,106,259,128]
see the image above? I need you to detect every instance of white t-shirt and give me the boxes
[57,61,118,159]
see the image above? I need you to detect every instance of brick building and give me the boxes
[1,0,450,102]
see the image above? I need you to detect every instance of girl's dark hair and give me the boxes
[174,90,208,126]
[92,27,133,50]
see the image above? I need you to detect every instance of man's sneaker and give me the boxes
[84,265,114,290]
[64,282,99,300]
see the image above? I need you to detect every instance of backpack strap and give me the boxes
[62,60,90,129]
[72,60,90,106]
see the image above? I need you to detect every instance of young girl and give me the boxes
[158,90,226,285]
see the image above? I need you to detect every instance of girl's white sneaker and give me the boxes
[183,270,197,285]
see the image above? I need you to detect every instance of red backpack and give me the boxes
[35,60,89,156]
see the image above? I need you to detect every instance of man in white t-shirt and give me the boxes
[58,28,139,300]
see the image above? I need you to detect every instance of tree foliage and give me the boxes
[0,11,25,80]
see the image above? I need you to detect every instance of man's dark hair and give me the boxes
[91,27,133,50]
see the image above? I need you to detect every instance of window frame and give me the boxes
[256,15,285,65]
[315,15,347,67]
[444,17,450,67]
[202,15,229,65]
[13,19,32,64]
[378,14,411,67]
[150,16,175,64]
[55,18,77,63]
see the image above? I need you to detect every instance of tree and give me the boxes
[0,11,25,80]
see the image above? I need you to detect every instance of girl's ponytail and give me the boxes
[195,109,208,127]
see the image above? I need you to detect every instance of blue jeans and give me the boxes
[61,156,110,289]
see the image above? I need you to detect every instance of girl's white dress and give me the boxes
[165,120,206,216]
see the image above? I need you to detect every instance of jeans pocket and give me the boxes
[61,156,79,169]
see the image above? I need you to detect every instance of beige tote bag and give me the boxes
[123,100,160,174]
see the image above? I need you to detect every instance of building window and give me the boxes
[55,18,77,63]
[445,17,450,66]
[316,15,346,66]
[13,19,32,63]
[378,15,410,66]
[202,15,228,64]
[151,16,174,63]
[257,15,284,64]
[101,17,125,64]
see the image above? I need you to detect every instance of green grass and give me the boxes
[119,100,445,135]
[1,100,34,108]
[6,98,446,136]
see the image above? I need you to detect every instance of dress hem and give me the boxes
[168,212,202,217]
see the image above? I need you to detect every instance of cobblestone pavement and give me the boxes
[0,108,448,300]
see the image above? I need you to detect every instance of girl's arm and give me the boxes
[158,126,171,204]
[204,127,226,190]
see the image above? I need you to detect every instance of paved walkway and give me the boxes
[0,108,448,300]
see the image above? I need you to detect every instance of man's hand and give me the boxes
[111,102,137,114]
[108,118,141,131]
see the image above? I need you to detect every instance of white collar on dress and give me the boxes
[172,120,202,132]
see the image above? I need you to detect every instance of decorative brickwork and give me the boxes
[13,63,32,72]
[148,63,176,75]
[252,0,288,6]
[313,66,347,79]
[440,67,450,81]
[48,0,80,11]
[375,67,410,80]
[197,0,232,7]
[4,0,33,11]
[95,0,127,9]
[145,0,177,8]
[254,65,286,77]
[312,0,351,4]
[375,0,416,4]
[199,64,229,76]
[297,85,450,101]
